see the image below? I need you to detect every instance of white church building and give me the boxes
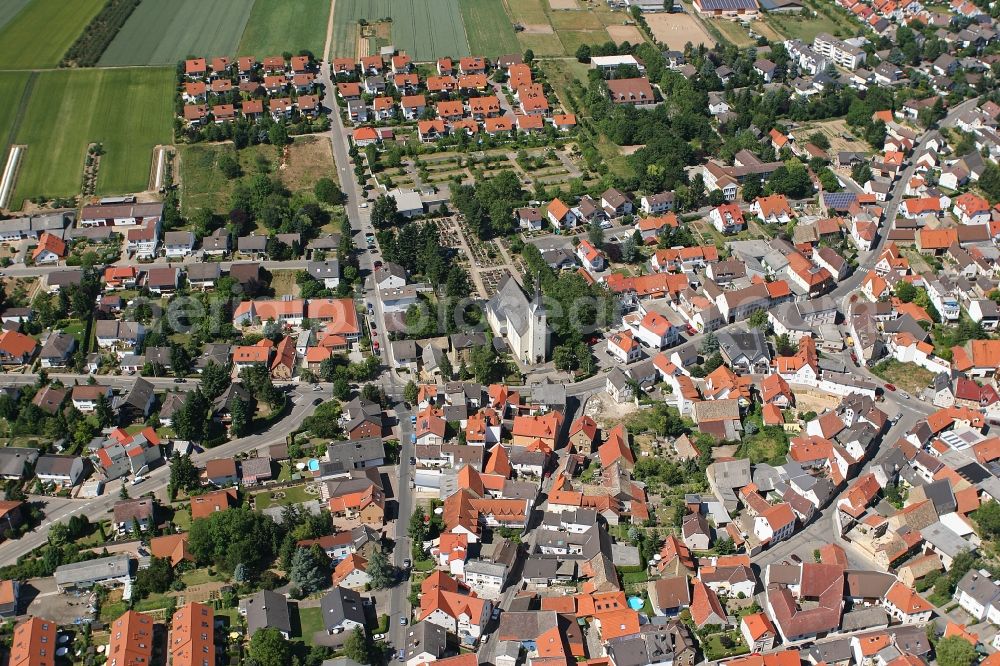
[485,276,550,366]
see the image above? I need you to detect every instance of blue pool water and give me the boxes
[308,459,320,472]
[627,596,644,611]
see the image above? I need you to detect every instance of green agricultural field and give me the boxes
[332,0,471,62]
[459,0,519,58]
[0,0,32,32]
[0,72,30,156]
[11,68,174,208]
[98,0,255,66]
[0,0,104,69]
[237,0,330,57]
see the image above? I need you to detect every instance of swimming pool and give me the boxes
[627,596,644,611]
[307,459,320,472]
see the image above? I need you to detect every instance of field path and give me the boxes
[323,0,337,62]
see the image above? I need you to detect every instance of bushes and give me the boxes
[62,0,141,67]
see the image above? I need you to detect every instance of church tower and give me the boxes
[527,276,550,364]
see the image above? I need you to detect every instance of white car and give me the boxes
[131,475,146,485]
[360,203,369,208]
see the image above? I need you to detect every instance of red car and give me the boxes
[373,341,380,351]
[884,383,896,392]
[373,260,383,269]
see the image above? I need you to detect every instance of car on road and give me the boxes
[312,385,323,391]
[399,616,407,626]
[492,607,501,620]
[373,634,385,641]
[685,324,697,336]
[410,434,416,444]
[374,260,383,269]
[131,475,146,485]
[404,558,411,569]
[370,321,377,331]
[360,203,369,208]
[409,456,416,466]
[174,378,186,383]
[313,397,323,405]
[899,391,909,399]
[373,341,380,351]
[410,415,417,425]
[397,650,405,661]
[884,383,896,392]
[790,554,802,563]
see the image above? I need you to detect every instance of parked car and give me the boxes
[399,616,408,626]
[884,383,896,392]
[131,475,146,485]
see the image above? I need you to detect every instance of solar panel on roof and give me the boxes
[957,462,990,484]
[698,0,758,8]
[823,192,857,209]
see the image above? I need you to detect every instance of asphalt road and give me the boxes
[316,61,418,652]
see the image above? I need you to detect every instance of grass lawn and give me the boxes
[237,0,330,58]
[0,0,104,69]
[98,0,256,66]
[871,358,934,395]
[271,270,301,298]
[595,134,635,180]
[11,68,174,208]
[539,59,589,111]
[702,632,751,661]
[180,137,331,216]
[711,19,755,47]
[178,143,279,215]
[76,520,110,547]
[459,0,520,58]
[181,568,225,586]
[172,508,192,531]
[280,136,336,194]
[253,483,316,510]
[558,30,613,57]
[413,557,436,572]
[62,320,87,344]
[738,427,790,466]
[765,11,852,43]
[296,605,324,644]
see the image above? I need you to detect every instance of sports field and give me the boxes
[459,0,519,58]
[11,68,174,207]
[98,0,255,66]
[0,0,104,69]
[332,0,471,62]
[237,0,330,57]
